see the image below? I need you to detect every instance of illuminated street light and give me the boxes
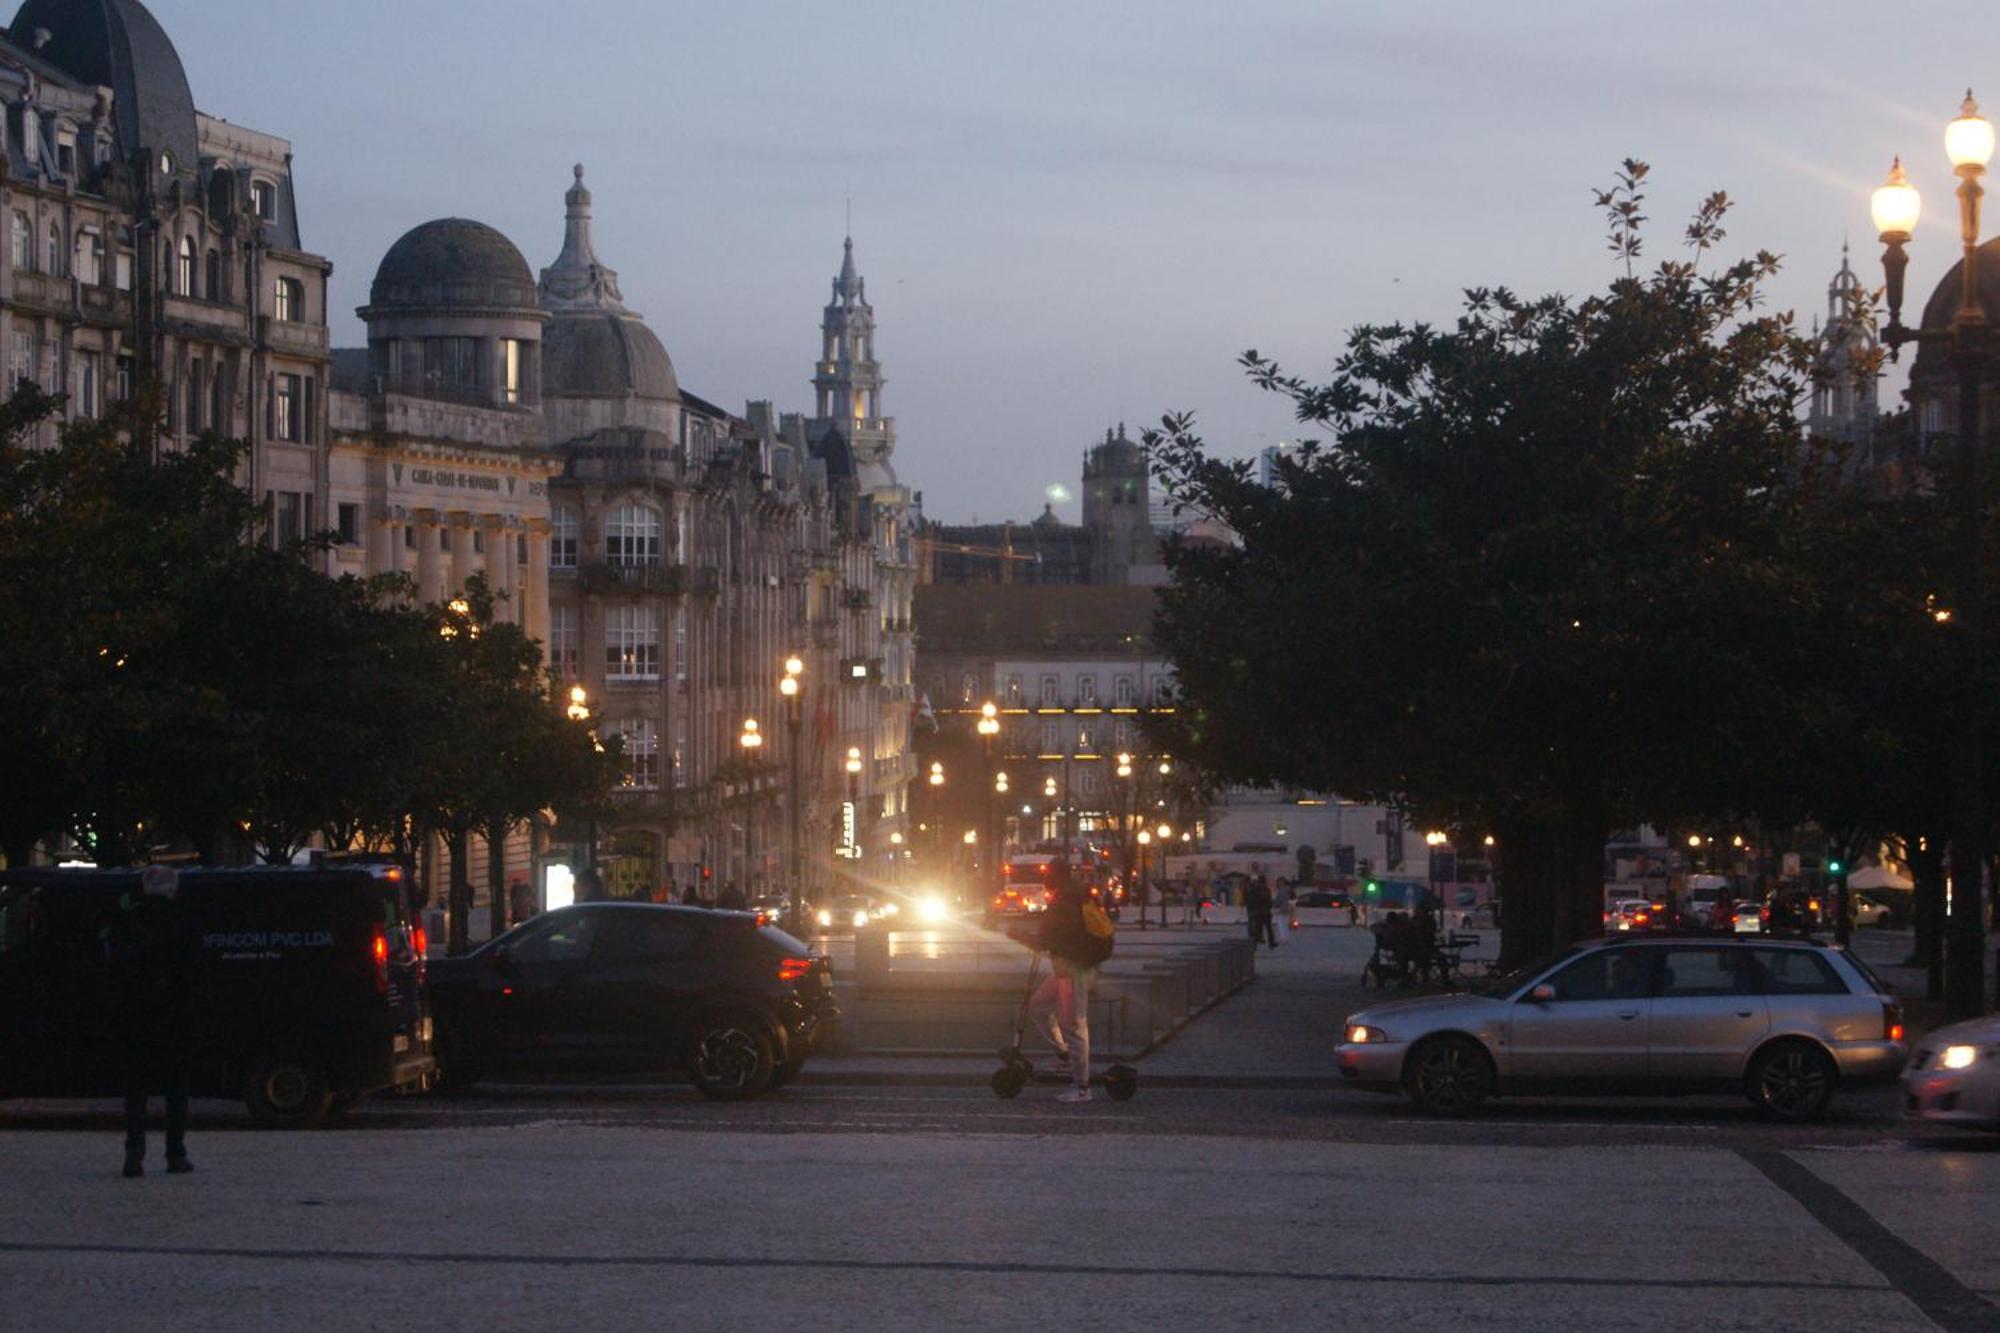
[929,760,945,787]
[566,684,591,723]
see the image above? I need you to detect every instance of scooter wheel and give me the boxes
[1103,1064,1139,1102]
[991,1067,1028,1100]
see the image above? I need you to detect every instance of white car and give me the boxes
[1850,894,1891,928]
[1904,1015,2000,1129]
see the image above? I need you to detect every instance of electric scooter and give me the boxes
[990,950,1138,1101]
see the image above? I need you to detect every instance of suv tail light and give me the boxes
[1883,1000,1904,1043]
[777,957,815,982]
[371,926,390,994]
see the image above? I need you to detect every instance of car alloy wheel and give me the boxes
[1750,1043,1835,1120]
[689,1018,775,1101]
[1406,1036,1491,1116]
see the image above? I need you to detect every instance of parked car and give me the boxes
[427,903,837,1100]
[1849,893,1895,929]
[1336,935,1905,1119]
[1903,1014,2000,1130]
[0,864,433,1127]
[1296,891,1353,910]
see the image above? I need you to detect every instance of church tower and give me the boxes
[1808,243,1879,450]
[811,235,896,481]
[1082,422,1154,584]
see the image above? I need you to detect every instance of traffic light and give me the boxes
[1365,880,1381,898]
[1828,858,1844,876]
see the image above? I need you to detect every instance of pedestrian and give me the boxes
[717,881,747,911]
[682,884,703,906]
[1347,896,1360,927]
[105,865,201,1178]
[1027,864,1104,1103]
[1246,872,1278,948]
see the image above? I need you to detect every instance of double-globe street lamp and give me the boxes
[566,684,601,900]
[845,746,864,878]
[1870,91,1997,1017]
[978,702,1002,905]
[779,656,805,931]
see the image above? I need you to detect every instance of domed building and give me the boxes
[0,0,331,526]
[1908,234,2000,457]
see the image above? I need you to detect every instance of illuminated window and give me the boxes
[548,605,579,679]
[606,604,661,681]
[274,276,303,322]
[618,719,658,790]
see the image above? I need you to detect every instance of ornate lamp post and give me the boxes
[739,718,763,893]
[779,656,805,930]
[845,745,864,881]
[1871,91,1996,1018]
[566,684,600,900]
[978,702,1001,905]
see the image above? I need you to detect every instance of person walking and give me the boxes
[1027,866,1104,1103]
[105,865,201,1178]
[717,881,747,911]
[1246,872,1278,949]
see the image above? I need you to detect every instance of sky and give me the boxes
[143,0,1999,523]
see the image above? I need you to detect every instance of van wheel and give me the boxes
[1747,1041,1836,1121]
[688,1016,775,1101]
[243,1050,334,1129]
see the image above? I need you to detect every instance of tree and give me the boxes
[1145,164,1930,965]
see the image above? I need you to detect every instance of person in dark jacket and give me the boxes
[105,865,201,1178]
[716,882,747,911]
[1245,872,1278,948]
[1026,866,1099,1103]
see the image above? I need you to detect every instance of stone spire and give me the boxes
[539,163,627,312]
[836,235,861,306]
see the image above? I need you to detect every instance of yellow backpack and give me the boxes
[1078,899,1115,964]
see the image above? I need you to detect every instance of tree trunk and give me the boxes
[445,825,473,956]
[486,817,510,940]
[1493,805,1607,970]
[1905,833,1945,1001]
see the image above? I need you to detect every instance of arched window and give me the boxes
[549,506,578,569]
[176,237,195,297]
[604,504,661,567]
[274,276,303,322]
[11,213,29,270]
[46,222,62,276]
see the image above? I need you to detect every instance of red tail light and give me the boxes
[777,957,814,982]
[371,926,390,993]
[1884,1001,1904,1043]
[412,927,428,957]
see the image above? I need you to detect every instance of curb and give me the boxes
[794,1069,1344,1092]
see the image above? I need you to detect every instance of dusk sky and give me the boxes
[152,0,1993,522]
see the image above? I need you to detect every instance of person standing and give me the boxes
[1027,866,1103,1103]
[105,865,201,1178]
[1246,872,1277,949]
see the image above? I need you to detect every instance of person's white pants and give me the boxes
[1028,966,1091,1088]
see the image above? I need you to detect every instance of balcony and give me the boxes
[689,566,721,598]
[580,560,685,596]
[264,318,330,359]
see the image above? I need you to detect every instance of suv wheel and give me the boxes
[243,1049,334,1129]
[1747,1041,1836,1121]
[688,1016,775,1101]
[1404,1035,1493,1117]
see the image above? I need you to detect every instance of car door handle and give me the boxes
[1617,1010,1641,1020]
[1735,1011,1753,1018]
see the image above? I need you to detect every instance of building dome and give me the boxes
[543,312,679,401]
[11,0,197,170]
[1910,235,2000,388]
[368,218,538,314]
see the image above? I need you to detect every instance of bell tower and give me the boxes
[1808,242,1879,448]
[812,235,894,472]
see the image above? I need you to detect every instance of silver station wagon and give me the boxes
[1337,935,1906,1118]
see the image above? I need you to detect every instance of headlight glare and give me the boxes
[1346,1024,1387,1045]
[1941,1044,1981,1070]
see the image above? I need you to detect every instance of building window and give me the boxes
[1114,675,1136,706]
[76,351,98,418]
[549,506,578,569]
[1040,674,1060,706]
[1041,720,1062,754]
[11,213,30,270]
[176,236,194,296]
[1078,675,1097,705]
[11,332,34,390]
[1114,720,1133,751]
[208,365,223,429]
[251,179,276,221]
[274,373,302,442]
[115,250,132,292]
[272,491,305,547]
[1005,675,1023,705]
[274,276,303,322]
[959,673,976,705]
[670,725,687,787]
[617,719,659,790]
[336,502,360,545]
[472,529,486,556]
[1152,676,1173,705]
[548,604,579,679]
[46,222,62,276]
[185,359,203,431]
[1076,724,1095,754]
[205,249,221,302]
[502,339,523,405]
[605,504,662,567]
[606,604,662,681]
[673,610,687,683]
[425,336,479,392]
[116,354,132,404]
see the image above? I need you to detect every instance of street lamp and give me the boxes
[1870,91,1996,1016]
[780,656,805,929]
[845,746,864,873]
[565,685,601,901]
[978,701,1001,907]
[740,718,763,893]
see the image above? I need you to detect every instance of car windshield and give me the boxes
[1467,945,1586,998]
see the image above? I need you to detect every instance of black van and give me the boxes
[0,864,434,1127]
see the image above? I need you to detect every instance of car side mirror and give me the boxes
[488,943,515,974]
[1529,983,1556,1003]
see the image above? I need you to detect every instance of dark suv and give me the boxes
[426,903,837,1100]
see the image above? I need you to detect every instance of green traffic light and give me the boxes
[1828,859,1843,875]
[1365,881,1380,896]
